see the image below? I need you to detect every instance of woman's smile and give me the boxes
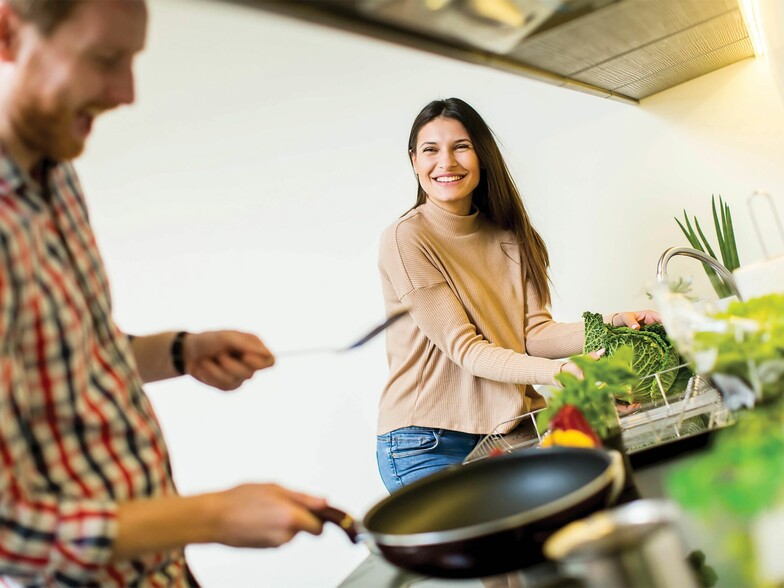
[411,116,480,216]
[434,174,467,184]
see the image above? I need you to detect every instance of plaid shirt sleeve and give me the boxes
[0,488,118,581]
[0,232,118,582]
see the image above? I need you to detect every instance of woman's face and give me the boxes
[411,116,480,216]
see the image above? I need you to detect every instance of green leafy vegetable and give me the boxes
[537,346,636,439]
[693,293,784,401]
[666,401,784,587]
[583,312,683,403]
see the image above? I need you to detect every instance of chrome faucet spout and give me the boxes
[656,246,743,300]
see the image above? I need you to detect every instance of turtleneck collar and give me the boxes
[419,197,480,236]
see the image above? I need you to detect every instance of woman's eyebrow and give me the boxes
[418,138,472,148]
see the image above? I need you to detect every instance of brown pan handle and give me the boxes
[312,505,361,543]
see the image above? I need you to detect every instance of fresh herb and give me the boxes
[693,293,784,401]
[666,401,784,586]
[538,346,636,439]
[668,403,784,517]
[675,195,740,298]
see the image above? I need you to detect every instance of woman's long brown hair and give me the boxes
[407,98,551,306]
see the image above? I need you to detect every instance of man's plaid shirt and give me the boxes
[0,145,189,587]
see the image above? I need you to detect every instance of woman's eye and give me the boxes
[422,147,437,153]
[455,144,470,150]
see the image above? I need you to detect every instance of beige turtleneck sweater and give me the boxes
[378,198,591,435]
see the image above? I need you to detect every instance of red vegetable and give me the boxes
[549,405,601,446]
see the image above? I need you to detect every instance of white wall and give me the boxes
[76,0,784,586]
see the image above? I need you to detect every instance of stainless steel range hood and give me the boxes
[224,0,756,105]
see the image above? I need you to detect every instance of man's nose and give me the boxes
[106,66,136,106]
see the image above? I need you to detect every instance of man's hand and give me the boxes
[212,484,327,548]
[184,330,275,391]
[112,484,328,561]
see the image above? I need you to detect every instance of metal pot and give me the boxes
[543,499,699,588]
[318,447,624,579]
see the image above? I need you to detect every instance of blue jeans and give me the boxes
[376,427,481,493]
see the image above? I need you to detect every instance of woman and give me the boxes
[376,98,657,493]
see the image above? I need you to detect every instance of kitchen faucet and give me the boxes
[656,246,743,300]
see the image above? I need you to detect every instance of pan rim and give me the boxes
[364,447,619,547]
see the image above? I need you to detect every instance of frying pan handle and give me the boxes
[311,505,363,544]
[607,449,626,505]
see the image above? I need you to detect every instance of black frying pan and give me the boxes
[317,447,624,578]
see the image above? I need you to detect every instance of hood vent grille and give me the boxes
[238,0,755,103]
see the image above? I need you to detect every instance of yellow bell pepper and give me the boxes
[540,428,597,448]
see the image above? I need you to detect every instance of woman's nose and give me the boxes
[438,151,457,169]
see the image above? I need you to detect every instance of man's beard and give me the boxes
[12,96,86,163]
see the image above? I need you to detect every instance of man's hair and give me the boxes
[7,0,82,35]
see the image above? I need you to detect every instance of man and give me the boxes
[0,1,326,585]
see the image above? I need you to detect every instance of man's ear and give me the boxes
[0,2,21,63]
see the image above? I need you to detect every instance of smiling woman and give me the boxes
[410,116,480,216]
[375,97,659,493]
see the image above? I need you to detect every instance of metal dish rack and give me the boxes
[620,367,733,453]
[463,409,546,464]
[463,366,732,464]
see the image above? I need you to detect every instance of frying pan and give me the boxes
[317,447,624,579]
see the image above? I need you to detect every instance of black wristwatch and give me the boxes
[170,331,189,375]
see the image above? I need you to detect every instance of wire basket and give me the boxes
[620,369,732,454]
[464,368,731,464]
[463,409,545,464]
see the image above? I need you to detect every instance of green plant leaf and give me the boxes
[677,197,741,298]
[724,199,740,270]
[679,213,704,251]
[711,195,730,267]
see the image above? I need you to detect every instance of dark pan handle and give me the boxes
[312,505,361,543]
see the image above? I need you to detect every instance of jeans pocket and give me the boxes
[391,429,440,459]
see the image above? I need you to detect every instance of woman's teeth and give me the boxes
[436,176,463,183]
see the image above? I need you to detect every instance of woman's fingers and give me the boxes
[560,349,605,381]
[616,402,641,416]
[589,348,606,359]
[615,309,662,329]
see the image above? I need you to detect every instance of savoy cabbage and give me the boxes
[583,311,683,403]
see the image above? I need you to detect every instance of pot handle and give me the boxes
[607,449,626,505]
[311,505,362,544]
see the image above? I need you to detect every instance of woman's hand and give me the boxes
[559,348,605,380]
[610,310,660,329]
[615,401,641,416]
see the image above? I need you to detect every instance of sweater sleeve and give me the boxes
[381,219,562,385]
[523,281,585,359]
[403,283,562,386]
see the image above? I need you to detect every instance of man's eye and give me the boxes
[94,54,121,69]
